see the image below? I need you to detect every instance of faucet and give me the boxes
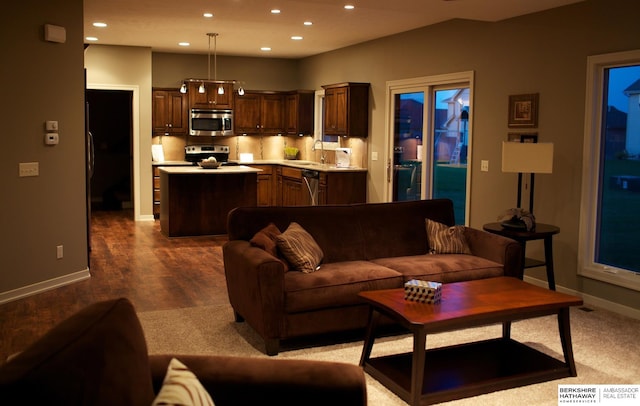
[312,139,326,164]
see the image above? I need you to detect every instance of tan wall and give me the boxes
[0,0,88,297]
[298,0,640,312]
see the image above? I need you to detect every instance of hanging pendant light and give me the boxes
[179,33,239,100]
[209,33,224,95]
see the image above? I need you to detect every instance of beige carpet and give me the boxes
[138,304,639,405]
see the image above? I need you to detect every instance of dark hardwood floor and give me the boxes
[0,209,229,362]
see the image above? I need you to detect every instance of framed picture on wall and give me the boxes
[508,93,539,128]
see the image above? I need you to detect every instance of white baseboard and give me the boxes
[0,269,91,305]
[524,276,640,320]
[136,214,155,222]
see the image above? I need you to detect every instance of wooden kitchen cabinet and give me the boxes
[188,81,233,109]
[285,90,314,136]
[320,171,367,205]
[322,82,370,137]
[153,167,161,218]
[250,164,276,206]
[275,165,366,206]
[277,166,311,206]
[234,91,285,135]
[152,89,188,136]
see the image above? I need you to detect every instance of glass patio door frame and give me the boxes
[384,71,474,225]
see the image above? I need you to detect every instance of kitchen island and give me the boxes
[159,165,261,237]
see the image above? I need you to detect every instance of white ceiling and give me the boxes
[84,0,584,59]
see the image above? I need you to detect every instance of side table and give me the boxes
[483,222,560,290]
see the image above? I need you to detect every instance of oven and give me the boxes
[189,108,233,136]
[185,145,230,164]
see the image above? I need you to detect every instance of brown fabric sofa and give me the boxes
[224,199,523,355]
[0,298,367,406]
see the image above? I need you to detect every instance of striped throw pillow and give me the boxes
[425,218,471,254]
[152,358,214,406]
[276,222,324,273]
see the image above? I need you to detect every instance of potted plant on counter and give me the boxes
[284,146,299,160]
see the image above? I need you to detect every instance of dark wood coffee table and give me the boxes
[358,277,583,405]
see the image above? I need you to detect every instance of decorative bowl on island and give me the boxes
[198,157,221,169]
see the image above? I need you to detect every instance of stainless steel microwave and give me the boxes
[189,109,233,136]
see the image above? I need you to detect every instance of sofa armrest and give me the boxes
[222,240,287,340]
[464,227,523,279]
[149,354,367,406]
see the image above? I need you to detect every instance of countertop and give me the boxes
[159,165,262,175]
[152,160,191,166]
[233,159,368,172]
[152,159,367,173]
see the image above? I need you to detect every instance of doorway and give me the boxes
[86,89,133,212]
[386,72,474,225]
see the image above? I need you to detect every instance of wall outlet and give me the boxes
[56,245,64,259]
[481,160,489,172]
[372,151,378,161]
[19,162,39,177]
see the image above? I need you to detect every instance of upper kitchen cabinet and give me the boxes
[285,90,314,136]
[234,91,285,135]
[188,81,234,109]
[322,82,370,137]
[152,88,188,136]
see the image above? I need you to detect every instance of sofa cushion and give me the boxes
[152,358,214,406]
[426,218,471,254]
[0,298,155,406]
[250,223,289,272]
[276,222,324,273]
[284,260,403,313]
[371,254,504,283]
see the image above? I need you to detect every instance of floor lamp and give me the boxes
[501,141,554,214]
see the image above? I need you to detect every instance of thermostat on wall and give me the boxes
[44,24,66,43]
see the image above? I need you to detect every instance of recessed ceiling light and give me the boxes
[261,47,272,52]
[85,36,98,41]
[271,9,281,14]
[344,4,355,10]
[303,21,313,26]
[92,22,107,28]
[203,12,213,18]
[291,36,303,41]
[178,42,190,47]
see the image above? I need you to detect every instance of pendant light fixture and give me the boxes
[206,32,225,95]
[181,33,242,98]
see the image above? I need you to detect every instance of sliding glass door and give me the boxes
[388,73,473,225]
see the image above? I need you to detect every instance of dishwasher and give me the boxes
[302,169,320,205]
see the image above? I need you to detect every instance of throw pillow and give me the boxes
[249,223,289,272]
[276,222,324,273]
[249,223,281,256]
[152,358,215,406]
[425,218,472,254]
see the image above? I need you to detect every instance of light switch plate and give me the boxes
[46,120,58,131]
[19,162,39,177]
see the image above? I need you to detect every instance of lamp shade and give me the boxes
[501,142,554,174]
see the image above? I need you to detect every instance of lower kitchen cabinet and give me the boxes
[275,165,366,206]
[153,167,161,218]
[153,163,192,219]
[319,171,367,205]
[250,164,276,206]
[277,166,311,206]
